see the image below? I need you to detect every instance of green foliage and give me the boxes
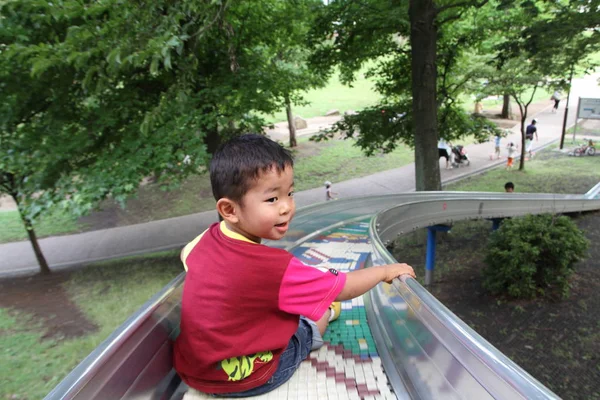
[0,208,82,243]
[1,0,323,205]
[483,214,589,299]
[518,0,600,76]
[309,1,503,157]
[311,103,499,152]
[0,0,325,269]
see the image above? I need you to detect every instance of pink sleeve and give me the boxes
[279,257,347,321]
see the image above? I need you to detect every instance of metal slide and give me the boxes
[45,190,600,400]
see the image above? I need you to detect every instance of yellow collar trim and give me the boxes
[220,221,258,244]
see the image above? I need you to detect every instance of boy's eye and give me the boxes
[288,191,294,197]
[266,197,278,203]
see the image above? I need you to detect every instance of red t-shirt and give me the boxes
[173,222,346,394]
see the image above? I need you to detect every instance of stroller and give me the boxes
[451,145,470,167]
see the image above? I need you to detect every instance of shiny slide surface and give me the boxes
[45,191,600,400]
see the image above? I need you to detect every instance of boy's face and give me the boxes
[227,165,295,243]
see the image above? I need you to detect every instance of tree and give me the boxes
[501,94,513,119]
[310,0,499,191]
[1,0,322,273]
[274,48,329,148]
[518,1,600,149]
[484,0,599,158]
[479,57,549,170]
[268,2,329,148]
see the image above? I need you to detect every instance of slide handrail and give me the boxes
[368,196,600,399]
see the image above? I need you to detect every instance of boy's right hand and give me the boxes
[383,263,416,283]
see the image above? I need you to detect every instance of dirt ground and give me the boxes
[390,211,600,400]
[0,270,97,339]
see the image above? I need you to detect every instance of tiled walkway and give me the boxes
[184,222,396,400]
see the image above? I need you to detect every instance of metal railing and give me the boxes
[368,195,600,399]
[45,191,600,399]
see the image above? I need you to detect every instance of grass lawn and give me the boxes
[0,137,414,243]
[0,208,85,244]
[0,251,182,400]
[463,86,553,113]
[262,67,381,124]
[292,138,413,190]
[444,145,600,194]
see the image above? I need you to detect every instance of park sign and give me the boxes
[577,98,600,120]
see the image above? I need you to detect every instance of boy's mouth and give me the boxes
[275,221,288,231]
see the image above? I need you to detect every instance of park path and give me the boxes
[1,74,598,277]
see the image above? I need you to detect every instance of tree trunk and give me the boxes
[285,94,297,147]
[501,94,512,119]
[518,108,528,171]
[14,198,50,274]
[204,125,221,155]
[409,0,441,191]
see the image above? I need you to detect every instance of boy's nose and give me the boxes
[280,199,293,215]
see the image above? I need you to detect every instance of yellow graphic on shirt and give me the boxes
[220,351,273,381]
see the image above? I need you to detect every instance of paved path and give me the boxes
[1,74,598,277]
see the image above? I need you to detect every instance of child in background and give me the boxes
[506,142,518,170]
[491,134,502,160]
[504,182,515,192]
[325,181,338,201]
[174,134,415,398]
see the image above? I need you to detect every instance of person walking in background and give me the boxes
[438,138,453,170]
[325,181,338,201]
[506,142,518,170]
[525,119,538,160]
[551,91,561,113]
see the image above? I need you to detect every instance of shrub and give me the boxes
[483,214,589,299]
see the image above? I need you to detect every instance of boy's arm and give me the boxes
[335,264,415,301]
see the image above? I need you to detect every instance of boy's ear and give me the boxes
[216,198,239,224]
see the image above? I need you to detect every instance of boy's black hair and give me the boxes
[210,134,294,202]
[504,181,515,190]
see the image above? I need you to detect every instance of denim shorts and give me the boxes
[213,317,323,398]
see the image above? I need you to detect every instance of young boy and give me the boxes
[506,142,517,170]
[324,181,338,201]
[174,134,415,398]
[492,134,502,160]
[504,182,515,192]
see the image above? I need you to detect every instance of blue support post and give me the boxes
[491,218,503,231]
[425,228,437,285]
[425,225,451,285]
